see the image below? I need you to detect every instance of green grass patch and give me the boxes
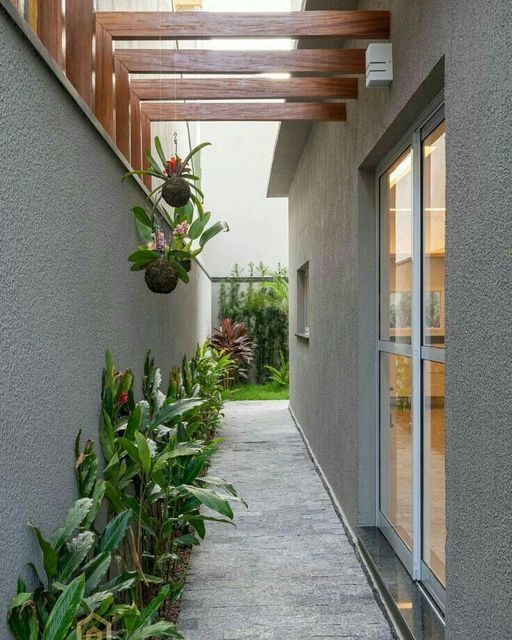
[222,382,289,401]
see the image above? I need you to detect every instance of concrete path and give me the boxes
[179,401,393,640]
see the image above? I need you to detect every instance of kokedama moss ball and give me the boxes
[162,177,191,208]
[144,258,179,294]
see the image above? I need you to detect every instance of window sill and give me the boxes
[295,332,310,341]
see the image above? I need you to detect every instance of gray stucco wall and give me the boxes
[0,8,211,626]
[287,1,512,638]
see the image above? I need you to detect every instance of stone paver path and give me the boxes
[179,400,394,640]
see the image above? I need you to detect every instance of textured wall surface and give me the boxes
[0,10,211,626]
[287,1,512,638]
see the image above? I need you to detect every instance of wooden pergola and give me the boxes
[18,2,390,179]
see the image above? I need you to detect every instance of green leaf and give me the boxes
[132,206,152,228]
[151,398,203,427]
[154,136,168,167]
[118,437,141,466]
[139,584,170,625]
[128,249,160,263]
[84,551,111,595]
[200,221,229,247]
[182,486,234,519]
[41,575,84,640]
[96,510,131,554]
[200,476,238,497]
[125,405,142,440]
[145,150,165,176]
[170,258,189,284]
[181,142,211,172]
[56,531,95,583]
[134,431,152,475]
[188,212,211,240]
[131,621,183,639]
[102,571,139,593]
[188,181,204,200]
[31,527,58,581]
[51,498,93,551]
[174,533,199,546]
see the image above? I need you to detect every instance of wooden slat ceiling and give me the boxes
[90,9,390,172]
[130,77,359,101]
[96,10,390,40]
[114,49,366,75]
[141,102,347,122]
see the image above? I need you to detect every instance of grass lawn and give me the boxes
[222,382,289,401]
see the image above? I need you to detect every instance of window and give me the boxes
[378,106,446,609]
[297,262,310,338]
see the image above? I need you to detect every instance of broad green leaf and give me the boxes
[131,621,183,639]
[56,531,95,583]
[125,405,142,440]
[170,258,189,284]
[139,584,170,625]
[200,476,238,497]
[151,398,203,427]
[145,150,164,176]
[128,249,160,263]
[182,486,234,519]
[134,431,151,475]
[41,574,84,640]
[51,498,93,550]
[132,206,152,228]
[136,219,154,244]
[188,212,211,240]
[83,551,111,594]
[200,221,229,247]
[102,571,139,593]
[118,437,141,467]
[31,527,58,581]
[96,510,131,554]
[174,533,199,546]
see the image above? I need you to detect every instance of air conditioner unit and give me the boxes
[366,43,393,88]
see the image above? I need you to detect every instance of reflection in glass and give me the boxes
[423,361,446,585]
[380,149,413,344]
[423,122,446,346]
[380,354,413,549]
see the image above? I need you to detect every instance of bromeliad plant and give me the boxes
[209,319,254,388]
[125,137,229,294]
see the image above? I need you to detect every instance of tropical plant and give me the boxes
[98,350,245,611]
[264,352,289,388]
[209,319,254,387]
[8,346,243,639]
[218,263,288,381]
[125,137,229,293]
[7,447,181,639]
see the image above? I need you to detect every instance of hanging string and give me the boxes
[170,0,195,175]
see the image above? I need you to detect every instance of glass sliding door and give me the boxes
[377,105,446,609]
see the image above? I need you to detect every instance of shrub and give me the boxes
[209,319,254,387]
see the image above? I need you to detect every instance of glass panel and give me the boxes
[423,361,446,585]
[423,122,446,347]
[380,353,413,549]
[380,149,413,344]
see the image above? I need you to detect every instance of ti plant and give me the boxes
[209,318,254,388]
[125,136,229,294]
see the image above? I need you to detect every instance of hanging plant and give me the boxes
[125,135,229,294]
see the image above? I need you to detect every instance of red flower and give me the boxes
[117,391,129,406]
[167,156,178,174]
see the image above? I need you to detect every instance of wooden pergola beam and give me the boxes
[115,49,366,75]
[131,77,358,101]
[96,10,390,40]
[141,102,347,122]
